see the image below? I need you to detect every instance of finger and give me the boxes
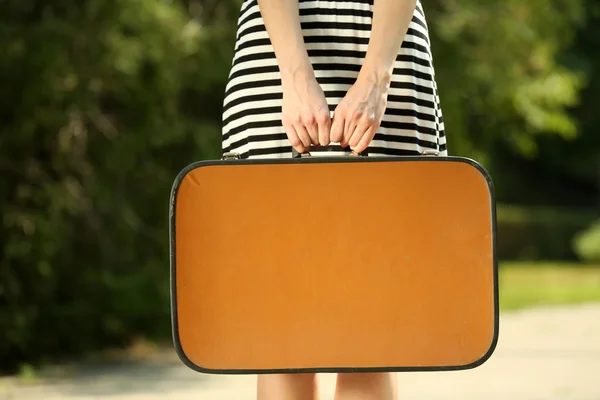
[284,122,307,153]
[352,124,378,154]
[317,114,331,147]
[300,114,319,145]
[307,120,320,146]
[342,117,358,148]
[295,124,312,149]
[347,125,366,152]
[349,118,372,149]
[330,113,344,144]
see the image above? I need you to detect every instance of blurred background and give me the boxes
[1,0,599,398]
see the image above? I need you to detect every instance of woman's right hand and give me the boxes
[281,67,331,153]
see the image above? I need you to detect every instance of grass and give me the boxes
[498,261,600,310]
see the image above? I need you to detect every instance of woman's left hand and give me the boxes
[330,70,391,153]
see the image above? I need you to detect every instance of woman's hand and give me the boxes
[281,67,331,153]
[330,69,391,153]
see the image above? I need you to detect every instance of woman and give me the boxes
[221,0,446,398]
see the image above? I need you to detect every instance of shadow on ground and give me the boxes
[1,348,211,399]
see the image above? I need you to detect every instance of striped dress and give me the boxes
[221,0,446,159]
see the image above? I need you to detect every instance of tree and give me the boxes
[0,0,224,372]
[423,0,586,160]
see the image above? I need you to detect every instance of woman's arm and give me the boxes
[362,0,417,80]
[258,0,331,150]
[330,0,417,152]
[258,0,312,78]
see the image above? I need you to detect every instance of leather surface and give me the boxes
[173,158,496,371]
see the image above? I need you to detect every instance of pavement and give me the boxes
[2,303,600,400]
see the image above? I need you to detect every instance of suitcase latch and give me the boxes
[221,152,241,160]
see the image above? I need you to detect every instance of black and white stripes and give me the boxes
[222,0,446,159]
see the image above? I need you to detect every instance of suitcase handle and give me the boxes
[221,148,440,160]
[291,147,368,158]
[220,148,370,161]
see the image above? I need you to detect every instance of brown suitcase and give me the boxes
[169,150,499,374]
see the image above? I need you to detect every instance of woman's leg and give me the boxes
[257,373,320,400]
[334,372,398,400]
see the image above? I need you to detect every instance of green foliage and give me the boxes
[525,2,600,198]
[0,0,225,373]
[496,205,598,261]
[424,0,586,160]
[573,219,600,262]
[423,0,599,208]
